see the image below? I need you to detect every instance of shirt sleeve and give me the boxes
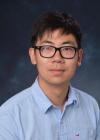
[96,111,100,140]
[0,108,19,140]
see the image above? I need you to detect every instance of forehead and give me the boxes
[36,30,77,45]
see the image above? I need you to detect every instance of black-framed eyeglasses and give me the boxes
[33,45,79,59]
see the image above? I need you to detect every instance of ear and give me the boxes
[29,48,37,65]
[77,48,83,66]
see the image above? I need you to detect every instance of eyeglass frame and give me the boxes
[33,45,80,59]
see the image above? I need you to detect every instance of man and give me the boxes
[0,11,100,140]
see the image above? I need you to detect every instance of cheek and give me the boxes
[36,58,49,73]
[66,60,78,74]
[66,57,78,67]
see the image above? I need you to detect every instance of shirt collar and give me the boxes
[31,79,53,113]
[31,79,79,113]
[64,85,79,108]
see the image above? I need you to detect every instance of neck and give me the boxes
[38,78,69,111]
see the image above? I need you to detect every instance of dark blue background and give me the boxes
[0,0,100,105]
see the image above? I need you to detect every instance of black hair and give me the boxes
[31,11,82,48]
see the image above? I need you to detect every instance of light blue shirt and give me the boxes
[0,79,100,140]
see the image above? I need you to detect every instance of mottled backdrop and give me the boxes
[0,0,100,105]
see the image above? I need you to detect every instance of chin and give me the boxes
[47,79,69,86]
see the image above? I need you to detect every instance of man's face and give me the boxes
[29,30,83,87]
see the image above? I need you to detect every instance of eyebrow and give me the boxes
[40,40,54,44]
[62,41,76,45]
[40,40,76,45]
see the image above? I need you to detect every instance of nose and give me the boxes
[52,49,64,63]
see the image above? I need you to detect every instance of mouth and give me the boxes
[49,69,65,76]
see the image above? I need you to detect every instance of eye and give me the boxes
[41,46,53,51]
[62,46,75,52]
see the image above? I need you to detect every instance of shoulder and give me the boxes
[73,87,98,105]
[0,85,36,139]
[72,86,100,120]
[0,85,33,113]
[72,87,99,108]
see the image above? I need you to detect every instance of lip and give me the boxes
[49,69,65,75]
[50,69,65,71]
